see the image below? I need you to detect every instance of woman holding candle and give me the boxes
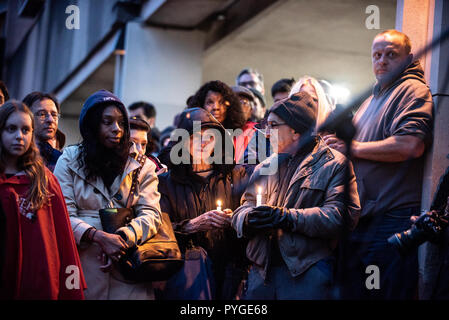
[156,107,253,300]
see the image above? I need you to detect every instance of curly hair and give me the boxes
[188,80,246,130]
[0,101,48,210]
[77,104,130,189]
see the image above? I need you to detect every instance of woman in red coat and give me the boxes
[0,100,85,299]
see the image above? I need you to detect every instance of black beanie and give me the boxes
[270,91,317,134]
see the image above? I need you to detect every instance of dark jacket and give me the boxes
[232,138,361,280]
[158,164,253,299]
[157,108,254,298]
[159,165,252,254]
[37,141,62,172]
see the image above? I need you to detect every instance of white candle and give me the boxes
[216,200,222,211]
[256,187,262,207]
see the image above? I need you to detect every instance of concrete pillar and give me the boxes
[397,0,449,210]
[395,0,433,79]
[117,22,205,130]
[397,0,449,299]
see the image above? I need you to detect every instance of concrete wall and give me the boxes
[119,22,205,130]
[397,0,449,299]
[5,0,124,98]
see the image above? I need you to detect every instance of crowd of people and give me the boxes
[0,29,447,300]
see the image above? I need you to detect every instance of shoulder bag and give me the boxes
[99,154,184,282]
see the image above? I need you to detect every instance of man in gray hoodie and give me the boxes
[324,29,434,299]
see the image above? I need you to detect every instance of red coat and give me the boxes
[0,169,86,299]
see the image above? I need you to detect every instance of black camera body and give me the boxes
[387,207,449,254]
[388,167,449,254]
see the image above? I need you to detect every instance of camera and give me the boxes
[387,200,449,254]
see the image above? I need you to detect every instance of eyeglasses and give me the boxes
[34,110,60,121]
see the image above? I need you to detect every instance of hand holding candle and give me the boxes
[256,187,262,207]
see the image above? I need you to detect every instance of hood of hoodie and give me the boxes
[374,60,427,96]
[79,90,129,140]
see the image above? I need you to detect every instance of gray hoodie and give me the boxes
[353,60,434,218]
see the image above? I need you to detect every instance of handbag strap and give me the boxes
[125,153,147,209]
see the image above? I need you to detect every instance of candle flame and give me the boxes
[217,200,222,206]
[258,187,262,194]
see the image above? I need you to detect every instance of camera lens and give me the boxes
[387,225,428,254]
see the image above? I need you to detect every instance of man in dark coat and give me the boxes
[232,92,360,300]
[23,92,65,172]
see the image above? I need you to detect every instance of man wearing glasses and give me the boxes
[23,92,65,172]
[236,68,267,121]
[231,91,360,299]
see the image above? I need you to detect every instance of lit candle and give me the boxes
[216,200,222,211]
[256,187,262,207]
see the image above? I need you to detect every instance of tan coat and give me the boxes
[54,145,162,300]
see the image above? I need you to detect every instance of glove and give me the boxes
[414,210,448,243]
[245,205,295,231]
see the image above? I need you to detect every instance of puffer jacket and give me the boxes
[232,138,360,279]
[53,145,162,300]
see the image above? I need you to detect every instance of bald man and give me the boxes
[324,30,434,299]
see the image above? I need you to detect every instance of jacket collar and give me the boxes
[286,137,335,189]
[0,171,29,185]
[68,147,141,201]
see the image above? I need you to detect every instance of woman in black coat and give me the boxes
[156,107,253,300]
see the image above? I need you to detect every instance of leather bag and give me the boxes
[99,154,183,282]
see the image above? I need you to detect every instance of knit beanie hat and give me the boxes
[270,91,317,134]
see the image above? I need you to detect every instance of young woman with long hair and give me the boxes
[53,90,162,300]
[0,100,85,299]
